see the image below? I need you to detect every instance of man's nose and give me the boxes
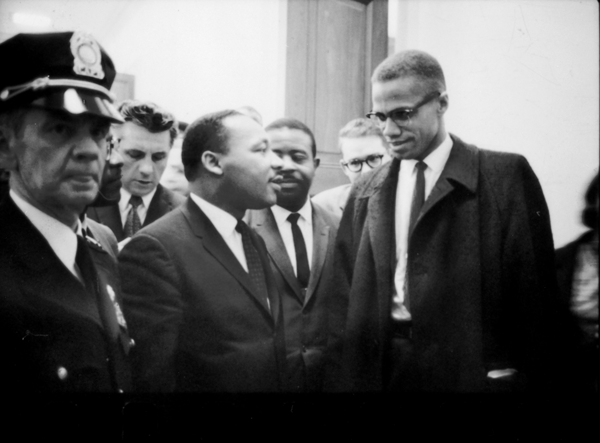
[270,150,283,170]
[108,147,124,167]
[73,132,103,161]
[138,157,154,175]
[382,117,402,137]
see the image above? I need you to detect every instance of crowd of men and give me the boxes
[0,31,596,395]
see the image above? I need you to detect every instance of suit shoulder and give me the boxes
[137,204,187,237]
[312,200,341,229]
[157,184,186,207]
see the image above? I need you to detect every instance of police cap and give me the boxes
[0,31,124,123]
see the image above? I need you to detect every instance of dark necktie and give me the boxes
[76,234,99,297]
[124,195,143,238]
[404,161,427,312]
[287,213,310,291]
[76,235,119,339]
[235,220,270,308]
[408,161,427,235]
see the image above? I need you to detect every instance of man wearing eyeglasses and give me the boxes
[327,50,565,393]
[312,118,390,220]
[0,32,132,393]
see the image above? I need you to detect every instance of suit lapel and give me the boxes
[305,204,329,306]
[145,184,169,227]
[182,199,272,315]
[90,205,124,241]
[252,209,304,303]
[367,159,400,326]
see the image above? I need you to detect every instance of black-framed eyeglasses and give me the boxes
[366,91,441,128]
[341,154,384,173]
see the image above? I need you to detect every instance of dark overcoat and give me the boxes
[328,134,564,392]
[246,202,339,392]
[118,198,287,392]
[0,197,132,393]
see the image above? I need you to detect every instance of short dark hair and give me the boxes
[265,117,317,158]
[338,117,388,152]
[372,49,446,93]
[582,173,598,229]
[117,99,178,146]
[182,109,241,181]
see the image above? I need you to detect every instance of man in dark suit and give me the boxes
[328,49,565,392]
[119,109,287,392]
[87,100,184,244]
[0,32,131,393]
[246,118,339,392]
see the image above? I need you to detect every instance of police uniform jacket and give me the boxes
[0,197,132,393]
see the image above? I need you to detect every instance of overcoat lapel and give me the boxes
[414,137,479,230]
[252,209,304,303]
[367,159,401,327]
[305,205,330,306]
[181,199,273,316]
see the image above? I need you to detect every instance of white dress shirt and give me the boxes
[118,186,157,227]
[10,190,84,282]
[189,192,248,272]
[270,200,313,276]
[392,133,453,320]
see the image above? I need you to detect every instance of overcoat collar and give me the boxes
[181,198,274,318]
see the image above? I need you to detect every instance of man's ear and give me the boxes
[438,91,449,115]
[0,126,18,171]
[201,151,223,176]
[313,157,320,170]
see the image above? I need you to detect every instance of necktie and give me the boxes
[408,161,427,235]
[124,195,143,238]
[76,235,119,339]
[287,213,310,291]
[76,234,99,297]
[404,161,427,312]
[236,220,270,308]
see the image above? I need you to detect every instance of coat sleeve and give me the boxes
[323,185,358,391]
[485,154,570,390]
[118,232,184,392]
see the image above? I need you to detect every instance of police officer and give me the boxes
[0,32,132,393]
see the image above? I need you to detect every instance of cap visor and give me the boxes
[30,88,124,123]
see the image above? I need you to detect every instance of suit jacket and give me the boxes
[87,184,185,241]
[327,134,565,392]
[0,197,132,393]
[246,202,339,392]
[312,184,351,221]
[118,198,287,392]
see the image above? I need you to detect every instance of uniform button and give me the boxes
[118,389,124,394]
[57,367,68,380]
[129,338,136,347]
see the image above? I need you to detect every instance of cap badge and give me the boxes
[70,31,105,80]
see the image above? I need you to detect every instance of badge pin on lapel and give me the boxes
[106,284,127,329]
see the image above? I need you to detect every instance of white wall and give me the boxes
[0,0,287,126]
[390,0,599,247]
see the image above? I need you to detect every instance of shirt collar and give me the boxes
[422,132,453,173]
[119,186,157,212]
[189,192,239,239]
[10,189,80,273]
[270,199,313,227]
